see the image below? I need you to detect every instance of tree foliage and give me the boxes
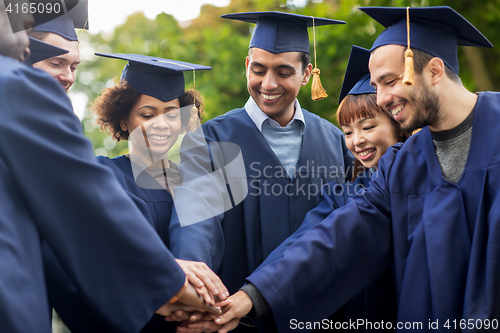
[74,0,500,157]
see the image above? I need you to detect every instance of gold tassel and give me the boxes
[402,7,414,86]
[311,68,328,101]
[310,16,328,101]
[403,49,414,85]
[411,128,422,135]
[187,105,200,132]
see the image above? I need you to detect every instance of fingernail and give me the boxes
[213,289,219,294]
[215,318,221,324]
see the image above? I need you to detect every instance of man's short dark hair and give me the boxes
[411,48,461,84]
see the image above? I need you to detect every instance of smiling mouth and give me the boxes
[391,104,404,117]
[148,135,169,141]
[261,93,283,101]
[358,148,375,157]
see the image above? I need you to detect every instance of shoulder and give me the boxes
[96,155,130,170]
[202,108,247,128]
[302,108,344,136]
[0,57,71,113]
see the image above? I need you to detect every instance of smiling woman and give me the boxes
[43,53,229,333]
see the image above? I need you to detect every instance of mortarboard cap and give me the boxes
[95,53,212,102]
[359,6,492,75]
[33,0,89,41]
[26,36,68,66]
[338,46,375,104]
[222,11,345,101]
[221,11,345,54]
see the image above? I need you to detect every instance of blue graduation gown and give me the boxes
[254,173,396,332]
[248,92,500,332]
[171,107,354,295]
[0,56,185,333]
[46,155,224,332]
[97,155,223,269]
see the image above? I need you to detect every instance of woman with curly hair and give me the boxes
[49,54,227,333]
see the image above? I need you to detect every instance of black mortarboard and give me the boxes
[95,53,212,102]
[338,46,375,104]
[359,6,492,75]
[25,36,68,66]
[221,11,344,54]
[33,0,89,41]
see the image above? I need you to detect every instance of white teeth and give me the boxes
[149,135,168,141]
[391,104,404,116]
[358,148,375,157]
[261,93,282,101]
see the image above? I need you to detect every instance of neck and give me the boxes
[428,81,477,132]
[271,102,296,127]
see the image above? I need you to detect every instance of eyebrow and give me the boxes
[51,56,82,66]
[358,117,373,124]
[138,105,157,111]
[370,73,401,87]
[250,61,296,71]
[138,105,180,112]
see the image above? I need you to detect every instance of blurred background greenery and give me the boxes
[72,0,500,158]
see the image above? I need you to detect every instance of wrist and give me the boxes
[169,277,188,304]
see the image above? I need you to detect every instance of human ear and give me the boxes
[428,57,445,85]
[120,119,128,132]
[301,63,313,86]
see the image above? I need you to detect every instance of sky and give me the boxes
[88,0,232,33]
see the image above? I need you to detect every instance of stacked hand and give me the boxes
[157,259,231,321]
[176,290,253,333]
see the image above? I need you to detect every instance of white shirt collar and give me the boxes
[244,97,306,133]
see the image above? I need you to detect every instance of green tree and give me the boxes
[75,0,500,157]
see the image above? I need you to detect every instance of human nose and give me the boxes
[58,67,75,87]
[261,72,278,91]
[353,131,366,147]
[151,114,169,128]
[376,87,393,108]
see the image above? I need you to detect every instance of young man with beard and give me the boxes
[0,3,219,332]
[210,6,500,333]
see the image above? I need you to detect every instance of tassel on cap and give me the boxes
[311,17,328,101]
[187,105,200,132]
[187,69,200,132]
[311,68,328,101]
[402,7,414,86]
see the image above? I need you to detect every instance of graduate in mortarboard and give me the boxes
[29,0,88,91]
[0,3,219,333]
[42,53,229,333]
[170,12,353,332]
[211,6,500,333]
[183,45,405,333]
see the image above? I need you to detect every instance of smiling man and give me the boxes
[170,11,353,333]
[212,6,500,333]
[29,0,87,92]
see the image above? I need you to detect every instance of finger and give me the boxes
[203,302,222,316]
[185,320,222,331]
[186,270,205,289]
[217,318,240,333]
[188,311,204,322]
[214,299,232,308]
[195,285,213,304]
